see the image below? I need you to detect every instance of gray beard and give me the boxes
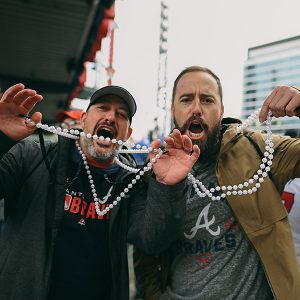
[81,135,117,164]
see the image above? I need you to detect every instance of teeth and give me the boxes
[97,126,114,136]
[98,127,112,132]
[189,132,202,137]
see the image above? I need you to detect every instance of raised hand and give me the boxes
[151,129,200,185]
[259,86,300,122]
[0,83,43,140]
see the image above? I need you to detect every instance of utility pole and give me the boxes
[154,0,169,139]
[106,21,117,85]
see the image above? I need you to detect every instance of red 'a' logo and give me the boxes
[78,218,85,226]
[281,191,295,213]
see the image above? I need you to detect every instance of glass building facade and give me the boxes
[242,36,300,134]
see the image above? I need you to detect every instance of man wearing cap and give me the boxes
[0,84,199,300]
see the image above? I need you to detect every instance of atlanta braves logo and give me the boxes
[184,203,220,239]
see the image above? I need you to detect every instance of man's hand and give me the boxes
[150,129,200,185]
[259,86,300,122]
[0,83,43,140]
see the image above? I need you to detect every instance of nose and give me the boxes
[191,97,202,116]
[104,109,117,124]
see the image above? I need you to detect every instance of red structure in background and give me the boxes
[69,4,116,102]
[107,27,115,86]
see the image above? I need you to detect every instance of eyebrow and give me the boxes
[179,93,194,98]
[179,92,216,98]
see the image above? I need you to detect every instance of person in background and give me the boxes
[132,138,150,168]
[0,83,199,300]
[281,128,300,267]
[133,66,300,300]
[56,109,83,129]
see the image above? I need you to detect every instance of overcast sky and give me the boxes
[110,0,300,141]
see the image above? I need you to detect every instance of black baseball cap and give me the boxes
[87,85,137,123]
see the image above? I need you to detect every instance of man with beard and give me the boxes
[0,83,199,300]
[133,66,300,300]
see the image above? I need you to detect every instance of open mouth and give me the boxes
[95,126,116,145]
[187,121,205,139]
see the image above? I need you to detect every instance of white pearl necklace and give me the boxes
[25,109,273,213]
[25,118,163,216]
[187,110,274,200]
[75,141,162,216]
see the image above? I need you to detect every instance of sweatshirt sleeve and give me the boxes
[0,133,41,208]
[127,176,187,255]
[0,131,18,159]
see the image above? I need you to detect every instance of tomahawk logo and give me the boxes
[102,186,113,203]
[184,203,220,239]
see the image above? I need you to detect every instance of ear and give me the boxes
[80,112,87,127]
[171,103,175,118]
[221,105,224,118]
[126,127,133,140]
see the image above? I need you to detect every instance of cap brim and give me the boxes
[88,85,137,118]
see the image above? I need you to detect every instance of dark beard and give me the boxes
[173,116,222,163]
